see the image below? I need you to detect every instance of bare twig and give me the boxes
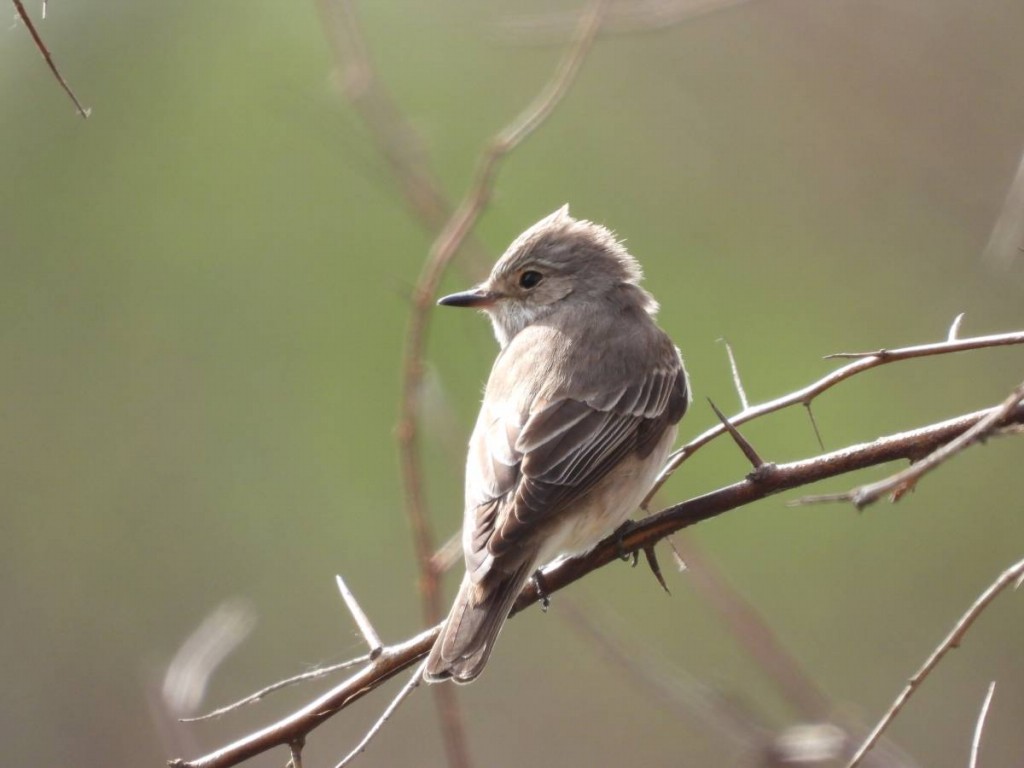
[11,0,89,117]
[171,398,1024,768]
[391,4,604,766]
[797,379,1024,509]
[335,575,384,659]
[182,656,372,722]
[846,557,1024,768]
[968,682,996,768]
[288,739,304,768]
[333,663,425,768]
[644,327,1024,507]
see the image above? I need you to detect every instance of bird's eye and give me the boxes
[519,270,543,289]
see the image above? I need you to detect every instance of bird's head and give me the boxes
[438,205,655,347]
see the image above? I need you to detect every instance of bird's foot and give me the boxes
[532,570,551,612]
[613,520,640,565]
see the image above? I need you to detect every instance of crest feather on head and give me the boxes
[495,204,645,287]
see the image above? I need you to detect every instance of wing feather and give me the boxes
[463,325,689,582]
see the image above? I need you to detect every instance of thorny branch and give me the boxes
[11,0,89,117]
[643,328,1024,507]
[171,372,1024,768]
[797,379,1024,509]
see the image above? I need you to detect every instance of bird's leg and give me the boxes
[612,521,671,593]
[612,520,639,565]
[532,570,551,611]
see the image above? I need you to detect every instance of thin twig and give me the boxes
[847,557,1024,768]
[797,379,1024,509]
[335,575,384,659]
[288,739,304,768]
[181,656,372,722]
[171,398,1024,768]
[644,327,1024,507]
[392,4,604,766]
[11,0,89,117]
[333,662,425,768]
[968,682,996,768]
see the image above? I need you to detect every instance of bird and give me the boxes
[423,205,689,684]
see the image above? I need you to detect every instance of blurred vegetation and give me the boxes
[2,1,1023,766]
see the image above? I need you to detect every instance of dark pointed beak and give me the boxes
[437,287,500,308]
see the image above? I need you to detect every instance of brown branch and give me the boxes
[846,557,1024,768]
[170,398,1024,768]
[797,379,1024,509]
[644,327,1024,507]
[11,0,89,118]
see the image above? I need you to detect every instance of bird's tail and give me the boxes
[423,562,534,684]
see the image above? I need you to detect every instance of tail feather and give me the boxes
[424,562,533,684]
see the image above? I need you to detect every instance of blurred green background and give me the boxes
[2,1,1023,766]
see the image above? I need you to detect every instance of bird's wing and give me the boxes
[464,341,688,582]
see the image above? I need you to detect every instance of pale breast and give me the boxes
[533,421,678,568]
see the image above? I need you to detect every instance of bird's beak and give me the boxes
[437,286,500,309]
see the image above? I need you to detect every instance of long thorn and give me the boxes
[336,575,384,659]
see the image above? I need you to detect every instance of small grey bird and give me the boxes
[424,206,689,684]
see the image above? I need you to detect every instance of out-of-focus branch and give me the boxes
[982,147,1024,271]
[847,558,1024,768]
[644,327,1024,507]
[502,0,753,43]
[316,0,483,260]
[670,536,831,721]
[170,395,1024,768]
[11,0,89,117]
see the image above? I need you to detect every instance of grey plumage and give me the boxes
[425,206,689,683]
